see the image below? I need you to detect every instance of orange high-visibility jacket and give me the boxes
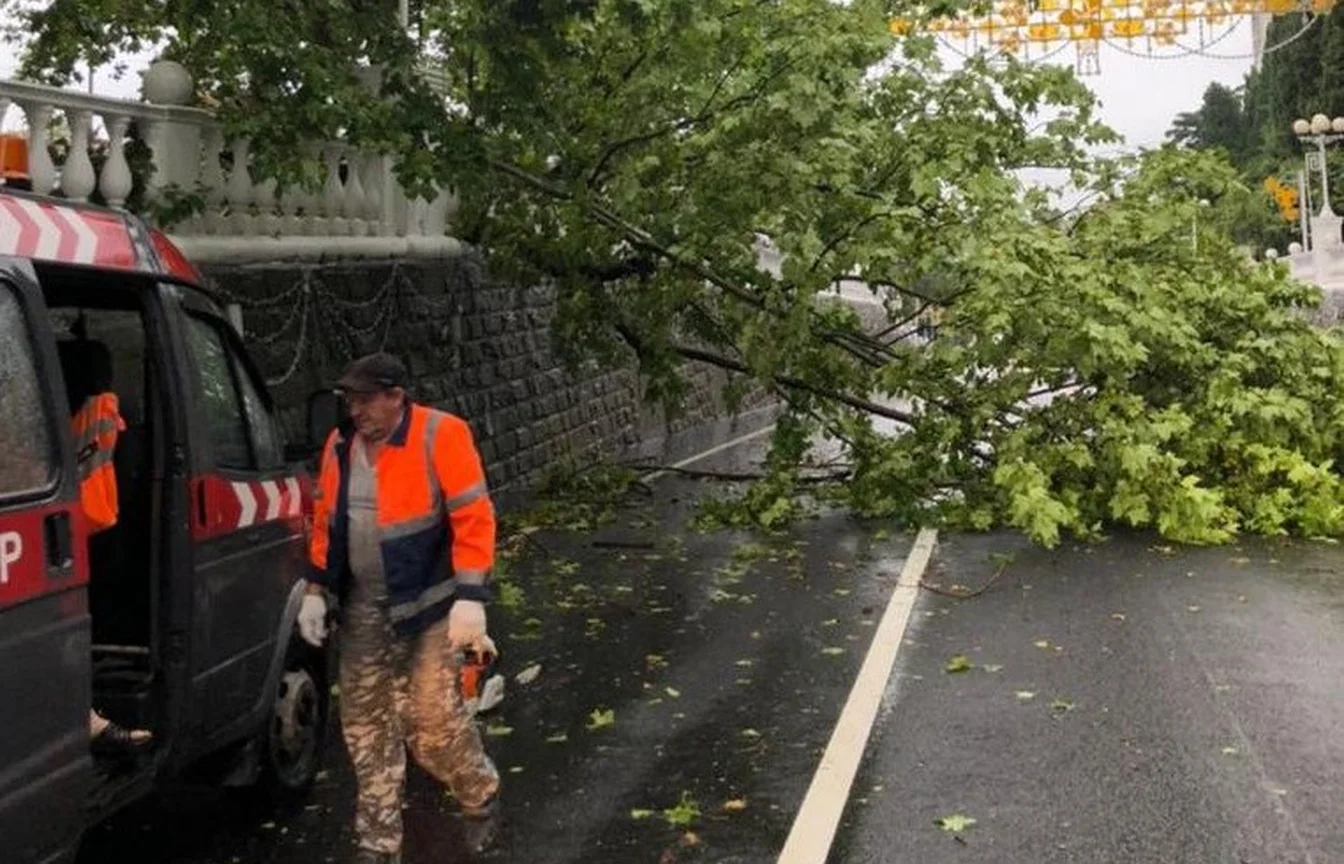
[72,392,125,533]
[307,403,496,635]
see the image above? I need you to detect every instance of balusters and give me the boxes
[61,110,96,201]
[254,177,278,236]
[225,137,254,234]
[99,115,133,208]
[0,74,450,243]
[362,153,386,236]
[138,116,167,203]
[279,181,304,235]
[19,100,57,195]
[321,143,346,236]
[301,143,323,234]
[199,126,227,233]
[344,151,366,236]
[425,186,454,236]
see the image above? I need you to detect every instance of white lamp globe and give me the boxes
[1333,117,1344,133]
[1312,113,1332,135]
[1266,248,1280,259]
[1293,118,1312,135]
[1290,242,1304,254]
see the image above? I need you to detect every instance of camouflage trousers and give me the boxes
[339,596,500,855]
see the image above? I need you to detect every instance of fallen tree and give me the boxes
[10,0,1344,545]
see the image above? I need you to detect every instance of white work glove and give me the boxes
[448,599,487,650]
[298,592,328,647]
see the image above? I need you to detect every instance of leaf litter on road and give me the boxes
[587,708,615,730]
[944,654,973,674]
[935,813,977,833]
[663,792,701,828]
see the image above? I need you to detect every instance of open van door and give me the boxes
[0,258,93,864]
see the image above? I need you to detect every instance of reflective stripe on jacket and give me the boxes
[72,392,125,533]
[307,403,496,636]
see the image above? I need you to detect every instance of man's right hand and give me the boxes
[298,591,328,647]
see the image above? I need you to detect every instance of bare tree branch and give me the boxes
[493,158,894,371]
[666,342,916,425]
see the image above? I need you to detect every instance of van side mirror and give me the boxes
[283,389,346,464]
[308,389,344,445]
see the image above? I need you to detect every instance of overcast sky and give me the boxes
[0,15,1257,150]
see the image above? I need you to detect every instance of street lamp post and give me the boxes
[1292,114,1344,252]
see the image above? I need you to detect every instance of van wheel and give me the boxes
[263,652,328,793]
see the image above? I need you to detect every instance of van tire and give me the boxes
[260,641,329,796]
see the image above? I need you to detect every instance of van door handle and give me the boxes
[44,511,73,574]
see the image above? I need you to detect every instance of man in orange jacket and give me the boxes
[60,338,153,760]
[297,353,500,863]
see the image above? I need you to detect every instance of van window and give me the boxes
[232,352,284,470]
[0,283,56,498]
[184,315,252,469]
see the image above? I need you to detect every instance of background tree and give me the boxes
[1167,82,1253,164]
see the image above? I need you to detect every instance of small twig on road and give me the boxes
[591,539,658,550]
[919,558,1010,599]
[500,526,554,560]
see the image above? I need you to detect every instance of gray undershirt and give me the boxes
[346,435,386,602]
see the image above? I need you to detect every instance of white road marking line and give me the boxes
[640,422,777,483]
[777,527,938,864]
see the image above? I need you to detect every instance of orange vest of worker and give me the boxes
[72,392,125,533]
[307,403,496,636]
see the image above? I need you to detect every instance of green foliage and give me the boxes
[1167,83,1254,164]
[522,459,640,531]
[11,2,1344,547]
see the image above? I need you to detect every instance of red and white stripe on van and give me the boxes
[191,474,313,541]
[0,196,137,269]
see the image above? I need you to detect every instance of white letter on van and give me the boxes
[0,532,21,585]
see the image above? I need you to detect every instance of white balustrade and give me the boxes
[100,115,133,208]
[225,137,254,235]
[0,63,452,250]
[61,110,96,201]
[321,143,348,236]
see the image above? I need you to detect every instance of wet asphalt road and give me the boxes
[78,433,913,864]
[76,431,1344,864]
[832,532,1344,864]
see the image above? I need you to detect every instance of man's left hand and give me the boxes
[448,599,487,648]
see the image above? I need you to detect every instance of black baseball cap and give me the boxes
[335,352,409,394]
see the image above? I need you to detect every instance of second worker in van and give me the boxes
[297,352,500,864]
